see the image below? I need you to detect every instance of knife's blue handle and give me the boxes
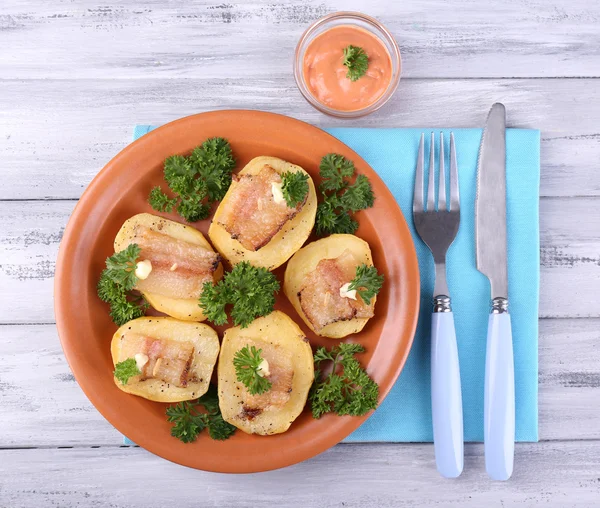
[431,311,464,478]
[484,312,515,481]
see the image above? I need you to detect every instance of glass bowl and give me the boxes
[294,11,402,118]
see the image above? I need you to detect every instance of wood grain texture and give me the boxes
[1,78,600,200]
[0,324,121,447]
[1,0,599,502]
[1,443,599,508]
[1,198,599,323]
[0,319,597,447]
[1,0,599,80]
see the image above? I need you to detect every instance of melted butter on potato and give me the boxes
[339,282,357,300]
[270,181,285,205]
[257,358,270,377]
[134,259,153,280]
[134,353,149,370]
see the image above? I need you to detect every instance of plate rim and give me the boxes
[54,110,420,472]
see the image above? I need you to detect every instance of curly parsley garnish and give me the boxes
[280,171,309,208]
[190,138,236,202]
[113,358,141,385]
[343,45,369,81]
[309,343,379,419]
[233,345,272,395]
[315,153,375,235]
[199,261,280,328]
[166,385,236,443]
[148,186,177,213]
[148,137,235,222]
[97,244,148,326]
[348,264,384,305]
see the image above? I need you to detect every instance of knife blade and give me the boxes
[476,103,507,300]
[476,102,515,481]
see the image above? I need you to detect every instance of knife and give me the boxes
[475,103,515,481]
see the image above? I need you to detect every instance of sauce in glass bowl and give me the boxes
[302,25,392,112]
[294,12,401,118]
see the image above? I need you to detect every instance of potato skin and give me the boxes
[208,156,317,271]
[218,311,314,435]
[284,234,377,339]
[114,213,223,322]
[110,317,219,402]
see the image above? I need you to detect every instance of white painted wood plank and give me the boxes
[0,319,597,447]
[0,201,74,325]
[538,318,600,441]
[0,198,598,324]
[1,442,599,507]
[539,198,600,318]
[1,78,599,200]
[1,0,599,79]
[0,324,121,447]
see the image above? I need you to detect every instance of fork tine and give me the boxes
[427,132,435,211]
[449,132,460,210]
[413,133,425,212]
[438,132,446,211]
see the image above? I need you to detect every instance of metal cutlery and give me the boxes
[476,103,515,481]
[413,132,464,478]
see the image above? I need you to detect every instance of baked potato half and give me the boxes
[218,311,314,435]
[114,213,223,322]
[111,317,220,402]
[284,234,378,339]
[208,156,317,270]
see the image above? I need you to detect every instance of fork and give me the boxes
[413,132,464,478]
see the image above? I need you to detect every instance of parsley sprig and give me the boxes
[148,187,177,213]
[166,385,236,443]
[348,264,384,305]
[113,358,141,385]
[280,171,309,208]
[190,138,236,201]
[343,45,369,81]
[97,244,148,326]
[233,345,272,395]
[199,261,280,328]
[149,137,235,222]
[103,244,140,289]
[309,343,379,418]
[315,154,375,235]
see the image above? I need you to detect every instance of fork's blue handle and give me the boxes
[484,312,515,481]
[431,311,464,478]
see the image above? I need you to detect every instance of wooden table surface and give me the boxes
[1,0,599,506]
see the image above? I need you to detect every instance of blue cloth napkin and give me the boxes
[128,124,539,444]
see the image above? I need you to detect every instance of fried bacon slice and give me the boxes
[130,225,220,299]
[217,165,306,251]
[298,250,374,332]
[119,333,195,388]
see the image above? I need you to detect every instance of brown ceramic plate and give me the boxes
[55,110,420,473]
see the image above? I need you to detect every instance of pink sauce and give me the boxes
[303,25,393,112]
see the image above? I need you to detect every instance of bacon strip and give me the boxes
[218,165,306,251]
[242,339,294,412]
[135,267,211,300]
[298,250,374,332]
[128,225,219,299]
[119,333,195,388]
